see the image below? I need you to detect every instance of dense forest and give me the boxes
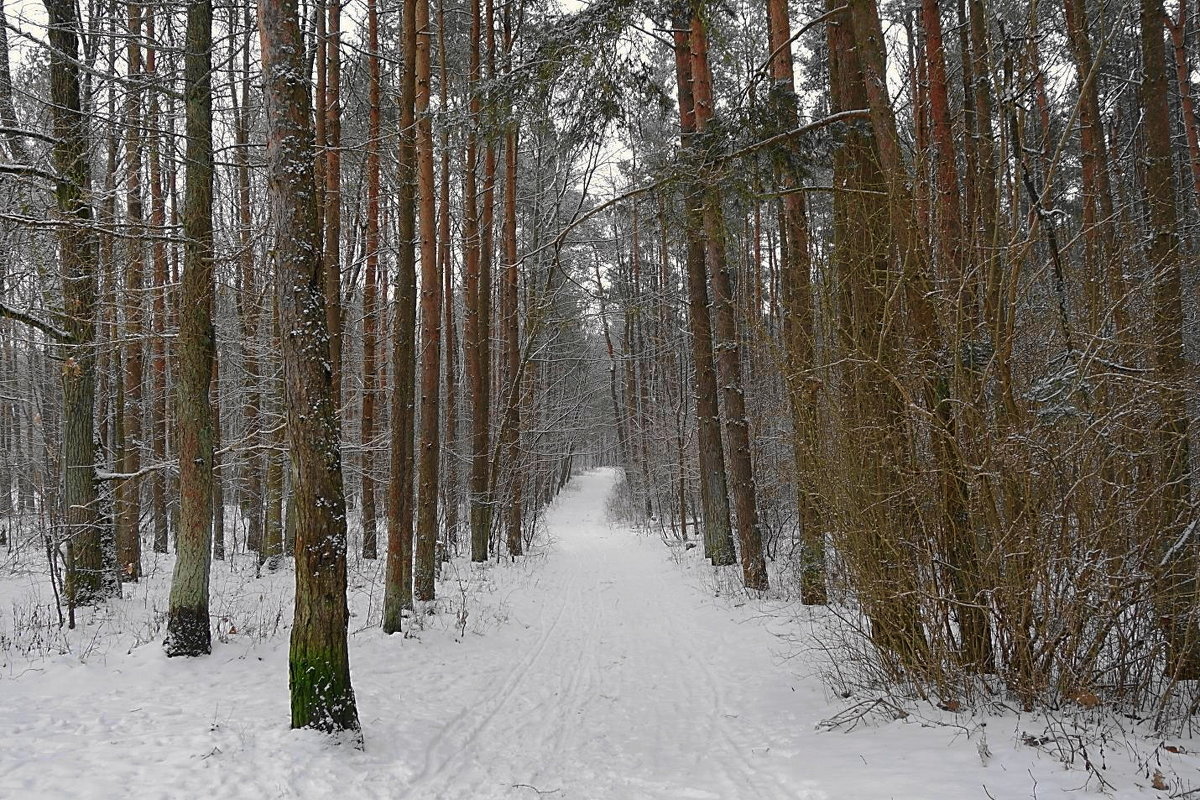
[2,0,1200,746]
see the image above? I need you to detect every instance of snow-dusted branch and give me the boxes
[0,300,70,342]
[0,126,57,146]
[0,161,60,184]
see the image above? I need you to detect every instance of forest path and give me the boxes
[399,467,821,800]
[1,468,1122,800]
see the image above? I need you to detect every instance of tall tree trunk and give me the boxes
[1142,0,1199,679]
[147,6,169,555]
[324,0,343,404]
[384,0,419,629]
[923,0,993,672]
[670,13,735,566]
[232,6,262,557]
[464,0,491,562]
[689,8,769,591]
[259,0,361,735]
[115,0,145,581]
[500,2,522,558]
[164,0,215,656]
[833,0,932,671]
[46,0,108,608]
[438,0,460,558]
[478,0,497,559]
[414,0,441,601]
[360,0,381,561]
[765,0,823,603]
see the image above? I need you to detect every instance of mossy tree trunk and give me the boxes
[164,0,215,657]
[259,0,361,737]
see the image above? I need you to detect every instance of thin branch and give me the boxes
[0,161,60,184]
[737,5,850,105]
[0,126,57,146]
[0,301,71,342]
[763,184,888,198]
[722,108,871,162]
[531,109,871,261]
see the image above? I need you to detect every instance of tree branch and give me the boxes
[0,126,57,146]
[722,108,871,162]
[0,301,71,342]
[0,161,60,184]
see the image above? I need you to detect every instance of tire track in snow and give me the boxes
[680,615,793,800]
[403,560,578,797]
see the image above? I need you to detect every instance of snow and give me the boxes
[2,468,1197,798]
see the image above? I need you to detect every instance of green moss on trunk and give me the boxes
[289,646,361,736]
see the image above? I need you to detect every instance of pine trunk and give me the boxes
[116,0,145,581]
[689,9,768,591]
[259,0,361,735]
[464,0,491,562]
[360,0,381,561]
[670,14,734,566]
[414,0,441,601]
[383,0,419,629]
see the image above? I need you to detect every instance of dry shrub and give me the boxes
[792,266,1200,729]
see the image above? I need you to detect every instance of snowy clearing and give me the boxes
[2,468,1197,798]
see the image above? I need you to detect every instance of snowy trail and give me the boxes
[1,467,1163,799]
[401,468,815,800]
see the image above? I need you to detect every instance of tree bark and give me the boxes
[500,2,522,558]
[766,0,823,603]
[831,0,932,672]
[115,0,145,581]
[147,6,169,555]
[165,0,215,656]
[360,0,381,561]
[923,0,993,673]
[232,6,262,557]
[1142,0,1199,679]
[464,0,492,562]
[323,0,343,404]
[259,0,361,735]
[45,0,108,608]
[670,13,735,566]
[689,8,769,591]
[384,0,419,629]
[439,0,460,558]
[414,0,441,601]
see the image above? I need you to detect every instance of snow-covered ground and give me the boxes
[2,468,1197,798]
